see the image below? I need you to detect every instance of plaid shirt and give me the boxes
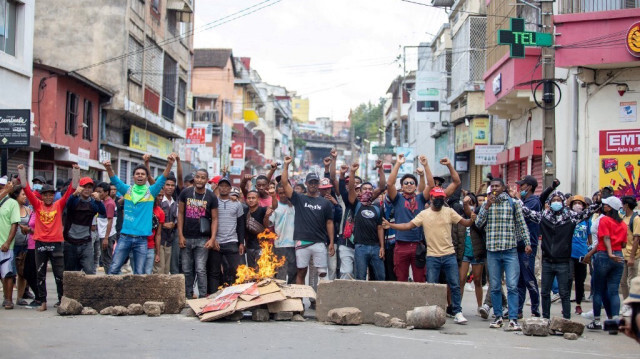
[475,193,530,252]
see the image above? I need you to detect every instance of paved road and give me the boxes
[1,273,638,358]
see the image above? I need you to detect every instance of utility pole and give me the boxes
[541,0,556,188]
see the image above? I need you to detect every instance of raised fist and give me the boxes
[419,155,427,165]
[330,148,338,158]
[439,158,451,166]
[375,160,382,169]
[351,163,360,172]
[284,156,293,165]
[396,154,406,165]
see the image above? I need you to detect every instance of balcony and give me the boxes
[449,16,486,102]
[194,110,219,124]
[558,0,639,14]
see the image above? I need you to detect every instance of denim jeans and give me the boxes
[426,254,462,314]
[144,248,155,274]
[593,251,624,319]
[354,244,385,281]
[206,242,243,293]
[181,237,209,298]
[487,248,520,320]
[108,234,148,275]
[170,231,181,274]
[541,260,571,319]
[517,246,540,316]
[338,245,355,279]
[63,241,96,274]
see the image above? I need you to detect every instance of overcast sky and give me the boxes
[193,0,448,122]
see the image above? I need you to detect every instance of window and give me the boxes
[128,36,143,83]
[0,0,17,56]
[131,0,144,16]
[167,10,177,36]
[83,100,93,141]
[151,0,159,13]
[65,92,78,136]
[178,79,186,111]
[162,54,177,121]
[119,160,129,185]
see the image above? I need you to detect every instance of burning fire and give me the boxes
[234,229,285,285]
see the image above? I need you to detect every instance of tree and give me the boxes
[349,98,384,142]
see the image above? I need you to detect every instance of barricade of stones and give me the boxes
[57,296,168,317]
[521,317,585,340]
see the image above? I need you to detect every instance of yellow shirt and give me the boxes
[411,207,462,257]
[623,213,640,260]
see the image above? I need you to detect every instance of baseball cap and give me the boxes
[319,178,332,189]
[184,173,195,183]
[306,173,320,183]
[433,176,445,185]
[430,187,446,198]
[40,184,56,194]
[218,176,232,186]
[230,187,241,197]
[209,175,222,184]
[516,175,538,188]
[602,196,622,211]
[33,175,46,183]
[79,177,94,187]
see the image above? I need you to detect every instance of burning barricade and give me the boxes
[187,229,316,322]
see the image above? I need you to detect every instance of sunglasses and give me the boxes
[403,181,416,186]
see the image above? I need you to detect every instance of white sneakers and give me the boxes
[478,305,490,319]
[581,310,595,320]
[622,305,632,317]
[454,312,468,324]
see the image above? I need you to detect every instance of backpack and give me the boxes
[343,202,381,245]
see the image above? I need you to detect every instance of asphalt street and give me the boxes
[1,272,638,359]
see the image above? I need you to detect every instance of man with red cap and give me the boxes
[383,186,476,324]
[63,177,106,274]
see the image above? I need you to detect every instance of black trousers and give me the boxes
[570,257,588,304]
[35,241,64,303]
[23,249,39,298]
[206,242,244,294]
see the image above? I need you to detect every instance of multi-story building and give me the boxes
[384,74,414,148]
[254,82,293,161]
[33,0,195,183]
[291,96,309,123]
[0,0,36,176]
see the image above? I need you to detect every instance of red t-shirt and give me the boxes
[597,216,628,252]
[24,184,74,243]
[147,206,165,249]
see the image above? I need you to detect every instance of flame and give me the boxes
[234,229,285,285]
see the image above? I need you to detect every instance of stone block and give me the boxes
[127,303,144,316]
[111,306,128,316]
[374,312,392,328]
[316,280,447,324]
[99,306,114,315]
[273,311,294,321]
[550,317,585,336]
[63,272,185,314]
[225,311,244,321]
[406,306,446,329]
[57,296,83,316]
[390,317,406,329]
[522,317,550,337]
[143,301,166,313]
[252,308,270,322]
[292,314,306,322]
[143,302,164,317]
[81,307,98,315]
[564,333,579,340]
[328,307,362,325]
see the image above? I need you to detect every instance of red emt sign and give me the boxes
[599,129,640,155]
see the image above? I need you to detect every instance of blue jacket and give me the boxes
[521,194,541,249]
[110,174,166,237]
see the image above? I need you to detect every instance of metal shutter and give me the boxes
[532,156,543,195]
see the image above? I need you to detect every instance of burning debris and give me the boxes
[187,229,315,322]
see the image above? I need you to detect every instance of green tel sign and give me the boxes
[498,18,553,58]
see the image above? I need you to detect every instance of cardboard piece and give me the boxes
[279,284,317,299]
[267,298,304,313]
[235,291,287,311]
[200,300,237,322]
[187,298,210,314]
[257,281,281,296]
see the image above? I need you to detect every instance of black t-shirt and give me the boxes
[178,188,218,238]
[246,206,267,250]
[289,191,334,243]
[353,201,382,246]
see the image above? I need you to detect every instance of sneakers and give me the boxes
[53,301,61,308]
[502,307,509,319]
[575,305,583,315]
[584,294,593,302]
[465,282,474,292]
[490,318,504,328]
[587,320,602,330]
[3,299,14,310]
[478,305,489,319]
[26,300,42,309]
[22,290,35,300]
[454,312,468,324]
[551,293,561,303]
[622,305,632,317]
[581,310,595,320]
[16,299,28,306]
[505,320,522,331]
[446,305,454,318]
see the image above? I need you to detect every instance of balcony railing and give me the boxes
[194,110,219,123]
[558,0,639,14]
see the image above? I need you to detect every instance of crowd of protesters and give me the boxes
[0,150,639,340]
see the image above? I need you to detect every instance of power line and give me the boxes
[400,0,539,25]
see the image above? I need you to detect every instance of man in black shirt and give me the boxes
[347,163,385,280]
[245,190,270,268]
[178,169,218,299]
[281,156,334,285]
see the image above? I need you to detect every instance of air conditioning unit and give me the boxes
[441,120,450,127]
[431,0,454,6]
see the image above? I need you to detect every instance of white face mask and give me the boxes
[572,203,584,212]
[469,206,475,212]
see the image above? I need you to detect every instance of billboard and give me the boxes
[599,129,640,199]
[414,70,442,123]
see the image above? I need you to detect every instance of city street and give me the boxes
[1,273,638,358]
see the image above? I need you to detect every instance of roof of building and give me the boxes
[193,49,234,69]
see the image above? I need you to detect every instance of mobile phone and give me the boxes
[578,256,585,263]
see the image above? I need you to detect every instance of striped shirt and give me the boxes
[475,193,530,252]
[216,199,244,244]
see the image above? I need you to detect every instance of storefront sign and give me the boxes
[455,117,490,153]
[371,146,395,155]
[0,109,30,147]
[627,21,640,58]
[498,18,553,58]
[455,152,469,172]
[599,129,640,199]
[129,125,173,158]
[77,148,90,171]
[186,127,206,146]
[475,145,504,165]
[620,101,637,122]
[230,141,245,160]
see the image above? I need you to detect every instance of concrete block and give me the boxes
[406,306,446,329]
[564,333,579,340]
[57,296,83,316]
[81,307,98,315]
[316,280,447,324]
[292,314,306,322]
[390,317,406,329]
[63,272,185,314]
[127,303,144,315]
[111,306,128,316]
[550,317,585,336]
[143,302,164,317]
[374,312,392,328]
[522,317,550,336]
[273,311,294,321]
[225,311,244,321]
[328,307,362,325]
[99,306,114,315]
[252,308,270,322]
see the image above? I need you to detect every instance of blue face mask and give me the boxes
[33,184,43,191]
[520,190,528,197]
[550,202,563,212]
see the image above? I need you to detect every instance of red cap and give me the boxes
[209,175,222,184]
[319,178,333,189]
[79,177,94,187]
[430,187,446,198]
